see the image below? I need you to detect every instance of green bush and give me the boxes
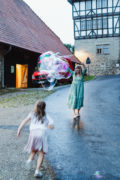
[84,75,95,81]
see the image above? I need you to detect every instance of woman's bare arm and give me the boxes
[80,62,86,69]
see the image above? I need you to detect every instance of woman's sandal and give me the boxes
[73,114,77,120]
[76,113,80,118]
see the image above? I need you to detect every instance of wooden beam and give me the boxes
[68,0,83,4]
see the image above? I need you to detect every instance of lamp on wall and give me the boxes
[86,57,91,75]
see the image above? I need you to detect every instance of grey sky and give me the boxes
[23,0,74,45]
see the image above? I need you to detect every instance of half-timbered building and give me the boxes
[68,0,120,75]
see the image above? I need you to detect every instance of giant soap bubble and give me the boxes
[37,51,71,90]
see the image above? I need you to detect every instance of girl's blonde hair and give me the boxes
[75,65,82,76]
[34,100,46,123]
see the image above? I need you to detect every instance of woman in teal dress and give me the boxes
[67,63,86,118]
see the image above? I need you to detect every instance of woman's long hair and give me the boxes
[75,65,82,76]
[34,100,46,123]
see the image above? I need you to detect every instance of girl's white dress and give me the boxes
[24,112,53,154]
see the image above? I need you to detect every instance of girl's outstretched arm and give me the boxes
[48,124,54,129]
[17,117,30,137]
[81,62,86,70]
[46,115,54,129]
[81,63,87,76]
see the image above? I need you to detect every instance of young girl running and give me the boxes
[17,100,54,178]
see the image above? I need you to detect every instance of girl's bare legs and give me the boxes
[34,151,44,177]
[28,150,36,161]
[36,151,44,171]
[26,150,36,169]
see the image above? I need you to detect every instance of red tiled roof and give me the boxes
[0,0,79,63]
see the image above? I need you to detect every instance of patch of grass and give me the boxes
[0,89,54,108]
[0,88,22,95]
[84,75,95,81]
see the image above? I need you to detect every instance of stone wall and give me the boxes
[74,37,120,76]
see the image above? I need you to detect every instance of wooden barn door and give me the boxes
[16,64,28,88]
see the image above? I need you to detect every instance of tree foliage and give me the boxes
[64,44,74,54]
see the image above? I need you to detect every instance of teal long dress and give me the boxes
[67,68,86,109]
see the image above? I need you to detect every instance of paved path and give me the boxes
[45,75,120,180]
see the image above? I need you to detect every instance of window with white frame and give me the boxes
[87,20,92,30]
[93,19,97,29]
[103,45,109,54]
[103,18,107,28]
[96,44,110,55]
[98,19,102,29]
[96,45,102,54]
[97,0,101,8]
[11,66,15,73]
[86,1,91,10]
[81,20,86,30]
[102,0,107,8]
